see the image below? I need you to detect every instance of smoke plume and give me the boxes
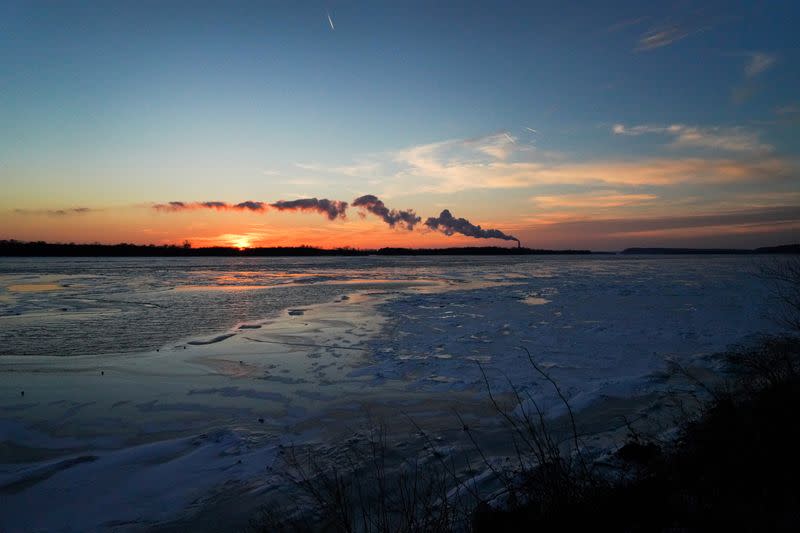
[233,201,268,212]
[270,198,348,220]
[352,195,421,230]
[425,209,520,246]
[15,207,94,216]
[199,201,228,209]
[149,198,520,246]
[153,201,190,212]
[152,201,267,212]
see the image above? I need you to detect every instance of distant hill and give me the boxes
[0,240,592,257]
[621,244,800,255]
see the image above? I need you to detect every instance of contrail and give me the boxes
[504,132,516,143]
[425,209,520,247]
[327,11,335,30]
[352,194,421,230]
[270,198,348,220]
[525,127,537,134]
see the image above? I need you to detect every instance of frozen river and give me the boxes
[0,255,783,531]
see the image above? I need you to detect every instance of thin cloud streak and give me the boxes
[293,131,792,201]
[744,52,776,78]
[634,10,724,52]
[612,123,773,154]
[529,206,799,232]
[513,206,800,248]
[606,16,649,33]
[636,25,690,50]
[531,192,658,209]
[391,140,790,193]
[731,51,777,104]
[775,104,799,116]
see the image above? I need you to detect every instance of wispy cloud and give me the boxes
[634,10,724,53]
[744,52,776,78]
[606,16,649,33]
[478,133,518,160]
[383,132,789,194]
[531,192,658,210]
[731,51,777,103]
[527,158,789,187]
[291,127,791,202]
[279,177,321,187]
[602,206,800,239]
[612,124,664,136]
[636,25,690,51]
[513,206,800,248]
[776,104,800,116]
[671,126,771,153]
[295,160,381,177]
[612,123,773,154]
[536,206,799,231]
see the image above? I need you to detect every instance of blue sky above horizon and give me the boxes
[2,1,798,249]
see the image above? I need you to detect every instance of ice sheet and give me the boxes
[0,255,784,531]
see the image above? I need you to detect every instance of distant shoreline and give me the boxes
[619,244,799,255]
[0,241,590,257]
[0,240,796,257]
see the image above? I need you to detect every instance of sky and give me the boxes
[1,0,798,250]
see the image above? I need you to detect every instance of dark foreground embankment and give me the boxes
[247,336,800,532]
[474,336,800,531]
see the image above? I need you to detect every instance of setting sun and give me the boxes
[229,235,252,250]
